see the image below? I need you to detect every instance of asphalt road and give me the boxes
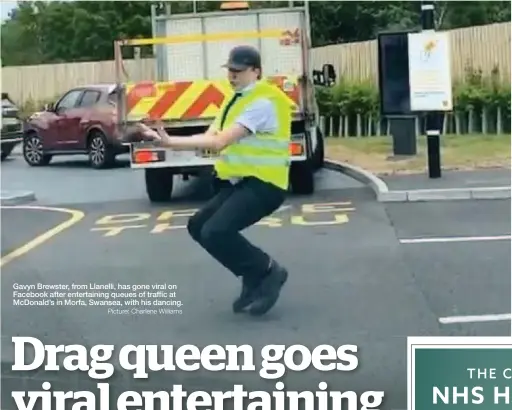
[1,153,364,206]
[1,153,511,410]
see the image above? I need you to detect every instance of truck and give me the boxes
[114,1,335,203]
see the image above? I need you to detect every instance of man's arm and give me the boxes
[205,124,218,137]
[152,99,275,150]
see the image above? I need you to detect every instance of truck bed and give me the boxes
[119,7,308,126]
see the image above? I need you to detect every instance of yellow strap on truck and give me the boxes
[120,29,286,46]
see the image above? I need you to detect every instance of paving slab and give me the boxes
[381,168,511,191]
[326,160,511,202]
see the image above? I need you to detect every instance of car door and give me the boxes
[74,89,102,149]
[46,89,84,150]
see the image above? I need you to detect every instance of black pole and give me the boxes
[421,0,442,178]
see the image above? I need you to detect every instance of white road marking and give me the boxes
[399,235,511,244]
[439,313,512,324]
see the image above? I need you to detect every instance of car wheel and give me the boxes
[23,134,52,166]
[88,131,115,169]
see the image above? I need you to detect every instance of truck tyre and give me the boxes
[289,160,314,195]
[313,127,325,170]
[145,168,174,203]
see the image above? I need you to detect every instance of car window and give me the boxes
[78,90,101,108]
[55,90,83,112]
[107,90,118,106]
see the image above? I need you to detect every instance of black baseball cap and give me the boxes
[222,45,262,71]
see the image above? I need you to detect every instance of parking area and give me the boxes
[386,200,511,336]
[1,206,81,260]
[1,185,510,409]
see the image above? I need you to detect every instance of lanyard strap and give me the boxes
[219,93,242,130]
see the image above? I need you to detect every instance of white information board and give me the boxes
[408,31,453,112]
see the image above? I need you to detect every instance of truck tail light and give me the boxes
[289,142,303,156]
[133,150,158,163]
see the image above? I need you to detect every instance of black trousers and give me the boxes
[187,176,286,283]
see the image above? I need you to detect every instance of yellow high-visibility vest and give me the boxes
[212,81,292,190]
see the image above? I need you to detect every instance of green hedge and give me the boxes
[316,66,510,117]
[18,96,59,119]
[314,66,511,136]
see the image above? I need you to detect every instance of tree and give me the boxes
[436,0,510,29]
[1,0,509,66]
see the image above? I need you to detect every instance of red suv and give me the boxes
[23,84,128,169]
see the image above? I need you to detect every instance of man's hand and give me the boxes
[134,123,163,142]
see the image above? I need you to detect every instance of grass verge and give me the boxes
[325,134,511,175]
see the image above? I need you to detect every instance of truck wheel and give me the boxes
[289,161,314,195]
[145,168,174,203]
[313,127,325,170]
[1,143,15,161]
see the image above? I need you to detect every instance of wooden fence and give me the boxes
[313,21,511,85]
[2,22,510,107]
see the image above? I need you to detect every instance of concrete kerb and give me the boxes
[324,160,511,202]
[0,191,36,206]
[323,159,392,201]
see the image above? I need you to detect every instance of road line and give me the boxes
[399,235,511,244]
[439,313,512,324]
[0,205,85,268]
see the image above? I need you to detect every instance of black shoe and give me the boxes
[249,263,288,316]
[232,277,260,313]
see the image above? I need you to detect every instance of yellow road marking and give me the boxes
[0,205,85,268]
[88,201,357,238]
[291,214,349,225]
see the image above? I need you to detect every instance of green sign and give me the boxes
[409,337,512,410]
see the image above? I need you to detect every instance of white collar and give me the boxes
[237,81,257,95]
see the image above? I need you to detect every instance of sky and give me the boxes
[1,1,17,21]
[1,0,76,21]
